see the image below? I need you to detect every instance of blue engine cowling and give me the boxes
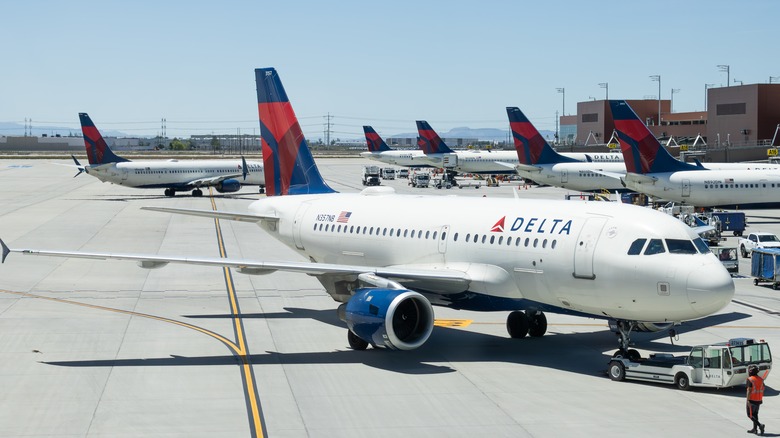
[344,288,434,350]
[215,179,241,193]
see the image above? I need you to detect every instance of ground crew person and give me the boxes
[746,364,766,435]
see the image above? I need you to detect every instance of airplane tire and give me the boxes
[347,330,369,350]
[675,373,691,391]
[608,361,625,381]
[528,311,547,337]
[506,311,529,338]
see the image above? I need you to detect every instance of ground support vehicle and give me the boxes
[408,171,430,188]
[711,211,746,236]
[608,338,771,390]
[751,247,780,289]
[740,232,780,258]
[381,168,396,180]
[711,246,739,274]
[362,166,381,186]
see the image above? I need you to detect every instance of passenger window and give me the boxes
[644,239,665,255]
[490,235,495,244]
[551,240,557,249]
[627,239,646,255]
[453,232,458,242]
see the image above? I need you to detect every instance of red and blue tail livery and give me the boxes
[255,68,334,196]
[416,121,454,155]
[507,107,578,165]
[79,113,129,165]
[609,100,698,174]
[363,126,392,152]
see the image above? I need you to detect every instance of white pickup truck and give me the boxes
[739,232,780,258]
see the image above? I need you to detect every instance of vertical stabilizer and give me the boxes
[507,107,577,165]
[363,126,392,152]
[609,100,698,174]
[416,121,455,154]
[79,113,129,165]
[255,68,335,196]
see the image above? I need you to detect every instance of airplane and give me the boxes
[0,68,735,359]
[359,126,429,168]
[75,113,265,197]
[610,100,780,208]
[415,120,623,177]
[508,107,628,192]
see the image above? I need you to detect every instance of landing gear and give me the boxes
[506,310,547,339]
[347,330,369,350]
[259,186,265,194]
[164,188,176,197]
[191,189,203,197]
[612,320,641,360]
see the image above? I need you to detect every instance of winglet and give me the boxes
[416,121,455,154]
[79,113,130,165]
[363,126,392,152]
[608,100,699,174]
[506,107,577,165]
[1,238,10,264]
[70,154,84,177]
[255,68,335,196]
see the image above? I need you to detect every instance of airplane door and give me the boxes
[573,217,607,279]
[682,179,690,197]
[292,205,309,250]
[438,225,450,254]
[702,348,725,386]
[122,169,129,181]
[561,169,569,184]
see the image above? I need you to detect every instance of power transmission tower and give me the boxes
[324,113,333,146]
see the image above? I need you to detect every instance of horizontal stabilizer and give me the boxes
[515,163,542,173]
[623,172,659,185]
[140,206,276,223]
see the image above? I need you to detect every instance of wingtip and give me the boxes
[1,238,10,264]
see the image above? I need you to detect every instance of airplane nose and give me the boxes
[686,262,734,317]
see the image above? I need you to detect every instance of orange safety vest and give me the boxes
[748,375,765,402]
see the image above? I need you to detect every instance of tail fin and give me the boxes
[363,126,392,152]
[255,68,335,196]
[79,113,129,165]
[416,121,455,154]
[506,107,577,165]
[609,100,698,174]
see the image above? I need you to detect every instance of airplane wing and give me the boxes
[591,169,626,181]
[493,161,517,170]
[186,173,244,188]
[140,206,276,224]
[515,163,542,173]
[0,238,471,291]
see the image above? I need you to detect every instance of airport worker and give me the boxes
[746,364,766,435]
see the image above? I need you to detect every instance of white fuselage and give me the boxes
[247,188,733,323]
[360,150,429,168]
[624,169,780,207]
[517,162,628,191]
[85,159,264,190]
[421,150,624,175]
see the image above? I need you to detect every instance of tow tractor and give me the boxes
[608,338,772,390]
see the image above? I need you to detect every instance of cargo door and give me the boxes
[292,205,309,250]
[561,169,569,184]
[682,179,690,197]
[573,217,607,279]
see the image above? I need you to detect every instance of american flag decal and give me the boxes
[337,211,352,223]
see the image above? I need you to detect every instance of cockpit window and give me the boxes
[627,238,646,255]
[693,237,710,254]
[666,239,697,254]
[644,239,666,255]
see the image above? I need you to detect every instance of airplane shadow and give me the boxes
[67,193,262,202]
[43,308,758,391]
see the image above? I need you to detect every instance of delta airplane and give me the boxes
[0,69,734,358]
[359,126,429,167]
[611,100,780,208]
[75,113,265,197]
[415,120,623,176]
[508,107,628,192]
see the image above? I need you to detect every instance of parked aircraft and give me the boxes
[611,100,780,208]
[0,70,735,359]
[75,113,265,197]
[508,107,627,192]
[359,126,429,168]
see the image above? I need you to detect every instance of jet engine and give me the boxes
[342,288,434,350]
[634,322,674,332]
[215,179,241,193]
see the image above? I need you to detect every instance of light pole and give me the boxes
[649,75,661,126]
[717,65,730,87]
[599,82,608,100]
[704,83,715,110]
[556,88,565,116]
[671,88,681,113]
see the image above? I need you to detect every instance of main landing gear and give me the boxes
[164,188,176,197]
[191,189,203,197]
[506,310,547,339]
[612,320,641,361]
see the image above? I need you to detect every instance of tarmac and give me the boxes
[0,157,779,437]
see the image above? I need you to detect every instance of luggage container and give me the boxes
[751,247,780,289]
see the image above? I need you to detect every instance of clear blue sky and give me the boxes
[2,0,778,140]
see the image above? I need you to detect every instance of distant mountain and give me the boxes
[388,126,557,142]
[0,122,128,138]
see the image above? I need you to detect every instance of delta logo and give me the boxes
[490,215,573,235]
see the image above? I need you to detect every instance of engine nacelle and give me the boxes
[343,288,434,350]
[215,179,241,193]
[634,322,675,332]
